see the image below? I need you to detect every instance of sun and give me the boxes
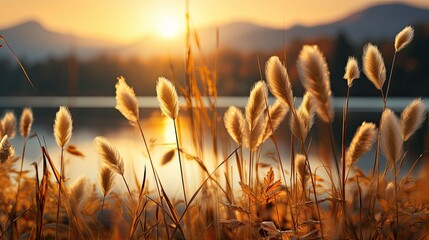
[158,17,181,38]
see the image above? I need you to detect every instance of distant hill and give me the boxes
[1,3,429,61]
[0,21,120,62]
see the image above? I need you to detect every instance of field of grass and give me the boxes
[1,20,429,240]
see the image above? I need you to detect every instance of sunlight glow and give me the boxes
[157,17,181,38]
[163,117,176,143]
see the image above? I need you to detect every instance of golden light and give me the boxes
[157,17,181,38]
[163,117,176,143]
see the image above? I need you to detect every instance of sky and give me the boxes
[2,0,429,43]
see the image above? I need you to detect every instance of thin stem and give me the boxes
[384,52,397,102]
[136,121,170,238]
[11,137,27,235]
[264,96,297,232]
[298,139,324,239]
[0,36,37,92]
[328,124,340,189]
[173,119,188,206]
[393,162,400,239]
[341,87,350,201]
[55,147,64,240]
[136,121,162,199]
[97,196,106,240]
[121,174,135,206]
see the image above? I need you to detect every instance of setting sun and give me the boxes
[158,17,182,38]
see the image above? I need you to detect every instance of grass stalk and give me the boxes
[97,196,106,240]
[341,87,350,200]
[55,147,64,240]
[173,120,188,206]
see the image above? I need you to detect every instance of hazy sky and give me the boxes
[2,0,429,43]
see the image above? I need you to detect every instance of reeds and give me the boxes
[1,112,16,139]
[19,108,33,138]
[54,106,72,148]
[346,122,377,167]
[297,45,333,123]
[395,26,414,53]
[400,98,425,141]
[224,106,244,145]
[363,43,386,91]
[1,22,428,240]
[0,135,14,164]
[115,76,139,124]
[53,106,73,239]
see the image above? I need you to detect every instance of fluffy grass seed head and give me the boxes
[95,136,124,175]
[381,109,403,164]
[343,57,360,87]
[395,26,414,52]
[297,45,334,123]
[346,122,377,167]
[54,106,72,148]
[156,77,179,120]
[245,81,268,131]
[1,112,16,139]
[265,56,294,109]
[69,176,91,210]
[263,100,288,141]
[224,106,244,145]
[0,135,15,164]
[99,166,116,197]
[401,98,425,141]
[290,92,314,141]
[20,108,33,138]
[243,116,265,152]
[363,43,386,90]
[115,76,139,124]
[295,154,308,184]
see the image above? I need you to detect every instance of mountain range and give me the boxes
[1,3,429,62]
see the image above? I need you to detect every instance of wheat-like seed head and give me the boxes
[395,26,414,53]
[157,77,179,120]
[346,122,377,167]
[295,154,308,184]
[381,109,403,164]
[363,43,386,90]
[386,181,394,198]
[224,106,244,145]
[115,76,139,124]
[54,106,72,148]
[245,81,268,131]
[69,176,91,210]
[94,136,124,175]
[20,108,33,138]
[297,45,334,123]
[242,116,265,152]
[401,98,425,141]
[0,135,15,164]
[262,100,288,141]
[1,112,16,139]
[99,166,116,197]
[290,92,314,141]
[265,56,294,109]
[343,57,360,87]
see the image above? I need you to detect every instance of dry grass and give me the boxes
[0,21,428,240]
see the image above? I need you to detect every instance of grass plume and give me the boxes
[400,98,425,141]
[395,26,414,53]
[297,45,333,123]
[362,43,386,91]
[265,56,294,109]
[115,76,139,124]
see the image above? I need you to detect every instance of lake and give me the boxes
[2,96,427,197]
